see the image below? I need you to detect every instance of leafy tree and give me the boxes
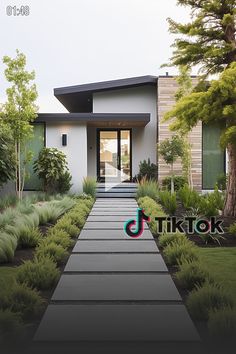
[164,0,236,216]
[34,147,72,193]
[0,120,15,187]
[158,135,185,194]
[2,50,38,199]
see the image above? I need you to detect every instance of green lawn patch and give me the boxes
[198,247,236,303]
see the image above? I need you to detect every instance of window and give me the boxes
[24,123,45,190]
[202,122,225,189]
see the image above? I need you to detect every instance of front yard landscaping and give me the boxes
[137,180,236,342]
[0,193,94,344]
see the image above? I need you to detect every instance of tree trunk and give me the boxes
[170,163,174,194]
[223,143,236,217]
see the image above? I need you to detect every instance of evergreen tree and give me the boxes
[164,0,236,216]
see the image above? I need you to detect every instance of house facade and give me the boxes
[2,75,226,194]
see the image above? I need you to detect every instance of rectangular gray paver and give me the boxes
[84,221,149,229]
[35,304,200,342]
[65,254,167,272]
[73,240,159,253]
[52,274,180,301]
[90,211,137,216]
[79,229,154,240]
[87,215,138,222]
[92,208,138,212]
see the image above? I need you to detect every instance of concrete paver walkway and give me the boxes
[34,198,200,351]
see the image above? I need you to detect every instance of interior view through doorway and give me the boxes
[97,129,131,182]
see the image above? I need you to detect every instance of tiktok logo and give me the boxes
[124,208,150,238]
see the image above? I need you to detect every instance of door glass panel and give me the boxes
[100,131,118,178]
[121,130,131,181]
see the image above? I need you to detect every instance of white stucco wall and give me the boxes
[91,86,157,177]
[46,123,87,193]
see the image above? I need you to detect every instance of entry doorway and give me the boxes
[97,129,132,182]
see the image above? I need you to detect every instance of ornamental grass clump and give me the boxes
[17,257,60,291]
[175,260,213,291]
[208,307,236,339]
[137,178,159,201]
[0,283,44,320]
[158,232,187,248]
[163,239,199,265]
[54,219,80,238]
[82,177,97,198]
[35,242,68,265]
[187,282,234,321]
[44,229,73,249]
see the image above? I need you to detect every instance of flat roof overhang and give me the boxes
[54,76,158,112]
[36,113,150,127]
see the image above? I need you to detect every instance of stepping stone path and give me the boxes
[34,198,201,352]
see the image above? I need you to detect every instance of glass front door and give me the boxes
[97,129,131,182]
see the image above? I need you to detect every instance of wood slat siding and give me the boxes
[157,77,202,190]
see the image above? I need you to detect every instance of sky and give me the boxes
[0,0,191,112]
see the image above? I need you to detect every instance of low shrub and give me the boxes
[83,177,97,198]
[187,282,234,321]
[36,243,68,265]
[178,185,201,209]
[216,173,228,191]
[162,176,188,192]
[17,257,60,290]
[158,232,187,248]
[136,158,158,181]
[44,229,73,249]
[208,307,236,339]
[228,222,236,235]
[138,196,166,235]
[158,190,177,215]
[54,219,80,238]
[0,195,18,211]
[18,227,42,248]
[65,211,86,226]
[175,260,213,291]
[137,178,159,200]
[163,240,199,265]
[0,309,23,343]
[0,233,17,263]
[0,283,44,320]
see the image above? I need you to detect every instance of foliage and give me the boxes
[17,257,60,290]
[0,232,17,263]
[228,222,236,235]
[178,184,201,209]
[199,233,225,246]
[216,173,228,191]
[136,158,158,181]
[176,260,213,291]
[0,123,15,188]
[35,242,68,265]
[158,135,185,193]
[158,232,187,248]
[82,177,97,198]
[158,190,177,215]
[2,50,38,199]
[137,178,159,200]
[57,171,72,194]
[34,147,72,193]
[164,0,236,216]
[199,187,225,217]
[45,229,73,249]
[163,240,199,265]
[54,218,80,238]
[0,283,44,320]
[18,227,42,248]
[138,196,166,235]
[162,175,187,192]
[0,194,18,211]
[0,309,23,343]
[208,307,236,339]
[187,282,234,321]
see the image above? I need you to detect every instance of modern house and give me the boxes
[3,75,226,194]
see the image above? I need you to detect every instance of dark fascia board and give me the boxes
[54,75,158,96]
[36,112,150,123]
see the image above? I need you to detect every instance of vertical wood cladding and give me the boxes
[157,77,202,190]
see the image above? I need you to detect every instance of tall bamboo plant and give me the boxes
[2,50,38,199]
